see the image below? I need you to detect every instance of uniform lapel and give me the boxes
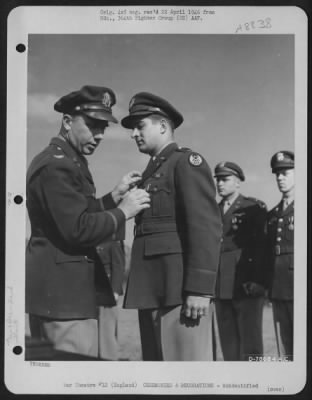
[50,137,94,183]
[281,200,294,216]
[218,202,224,218]
[222,194,242,221]
[271,200,283,217]
[139,143,178,187]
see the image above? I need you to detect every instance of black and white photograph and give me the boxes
[5,5,307,395]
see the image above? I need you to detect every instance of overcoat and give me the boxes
[124,142,222,309]
[26,137,125,319]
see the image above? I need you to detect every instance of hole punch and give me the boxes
[13,346,23,355]
[14,195,23,204]
[16,43,26,53]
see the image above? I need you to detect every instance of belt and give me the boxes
[134,221,177,237]
[274,245,293,256]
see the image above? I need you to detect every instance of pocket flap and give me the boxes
[144,233,182,256]
[156,180,171,193]
[55,250,89,264]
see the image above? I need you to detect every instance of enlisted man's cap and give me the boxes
[214,161,245,181]
[54,85,118,123]
[121,92,184,129]
[270,151,294,173]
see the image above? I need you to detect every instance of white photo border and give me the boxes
[5,5,308,395]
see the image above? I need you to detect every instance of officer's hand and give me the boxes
[182,295,211,320]
[112,171,142,204]
[113,292,119,302]
[118,188,150,220]
[243,281,266,297]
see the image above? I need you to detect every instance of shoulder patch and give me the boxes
[188,152,203,167]
[247,196,267,208]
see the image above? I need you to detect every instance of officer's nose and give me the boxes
[93,131,105,143]
[131,128,139,139]
[276,173,283,181]
[94,126,106,137]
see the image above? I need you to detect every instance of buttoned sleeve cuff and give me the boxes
[101,193,117,210]
[184,269,217,296]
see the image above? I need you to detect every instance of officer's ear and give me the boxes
[159,118,167,134]
[62,114,73,131]
[235,177,241,189]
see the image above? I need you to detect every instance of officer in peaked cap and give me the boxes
[267,151,295,360]
[214,161,245,181]
[121,92,184,129]
[122,91,222,361]
[213,161,268,361]
[270,150,294,172]
[26,85,150,360]
[54,85,118,123]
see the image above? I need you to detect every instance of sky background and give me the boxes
[27,34,294,244]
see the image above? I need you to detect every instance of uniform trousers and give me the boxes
[29,306,119,360]
[214,297,264,361]
[272,299,293,360]
[138,304,213,361]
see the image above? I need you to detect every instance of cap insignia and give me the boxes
[189,153,203,167]
[129,97,136,109]
[102,92,112,108]
[219,162,225,168]
[277,152,284,161]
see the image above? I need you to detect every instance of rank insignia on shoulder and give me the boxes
[177,146,191,152]
[188,153,203,167]
[53,154,64,159]
[247,197,266,208]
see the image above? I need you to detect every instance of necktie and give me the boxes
[223,200,231,213]
[282,199,288,211]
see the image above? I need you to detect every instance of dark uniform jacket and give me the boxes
[26,137,125,319]
[215,194,268,299]
[124,142,222,309]
[267,200,294,300]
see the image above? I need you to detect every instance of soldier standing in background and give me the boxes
[26,85,150,360]
[213,162,268,361]
[121,92,222,361]
[267,151,294,361]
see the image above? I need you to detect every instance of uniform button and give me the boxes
[278,218,283,222]
[277,228,282,232]
[153,187,158,192]
[220,238,223,242]
[277,237,281,242]
[248,258,253,262]
[47,310,51,314]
